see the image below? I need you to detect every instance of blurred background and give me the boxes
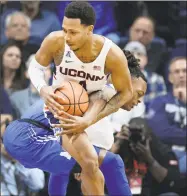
[0,1,186,196]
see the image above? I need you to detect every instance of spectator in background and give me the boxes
[1,1,61,46]
[119,16,168,77]
[124,41,167,109]
[147,57,186,174]
[20,1,61,45]
[4,11,30,44]
[111,118,185,196]
[57,1,120,44]
[1,143,45,196]
[129,16,154,46]
[0,42,28,95]
[10,54,52,118]
[3,11,39,61]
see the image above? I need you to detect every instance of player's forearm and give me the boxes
[28,57,49,93]
[83,91,107,124]
[92,91,132,124]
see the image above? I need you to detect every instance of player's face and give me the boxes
[124,77,147,111]
[3,46,21,70]
[62,17,93,51]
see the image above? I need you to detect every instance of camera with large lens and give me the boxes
[129,126,146,145]
[114,124,147,173]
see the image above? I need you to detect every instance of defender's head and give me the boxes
[63,1,96,51]
[123,50,147,111]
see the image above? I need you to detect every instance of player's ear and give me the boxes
[88,25,94,34]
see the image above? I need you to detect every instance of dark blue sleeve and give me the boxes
[147,97,186,146]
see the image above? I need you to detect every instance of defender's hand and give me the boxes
[51,112,92,135]
[40,85,64,113]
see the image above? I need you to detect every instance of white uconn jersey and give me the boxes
[53,37,113,94]
[51,37,115,149]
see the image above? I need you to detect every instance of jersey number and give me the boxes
[79,81,87,91]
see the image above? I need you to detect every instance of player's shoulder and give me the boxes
[101,37,127,70]
[108,41,124,60]
[45,31,64,44]
[94,34,124,59]
[93,34,105,52]
[41,31,65,52]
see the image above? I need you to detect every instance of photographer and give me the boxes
[111,117,186,196]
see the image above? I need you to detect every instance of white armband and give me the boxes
[28,57,49,93]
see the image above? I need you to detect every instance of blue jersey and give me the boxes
[22,99,61,137]
[21,99,45,121]
[3,98,76,175]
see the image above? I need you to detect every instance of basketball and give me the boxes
[54,81,89,116]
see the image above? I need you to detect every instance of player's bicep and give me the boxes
[106,45,133,94]
[35,33,57,66]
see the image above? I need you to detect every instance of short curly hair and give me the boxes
[123,50,147,83]
[65,1,96,26]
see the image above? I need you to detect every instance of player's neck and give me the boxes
[74,35,94,56]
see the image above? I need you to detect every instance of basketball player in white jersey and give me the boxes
[53,49,147,195]
[28,2,133,195]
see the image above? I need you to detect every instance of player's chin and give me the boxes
[71,46,79,51]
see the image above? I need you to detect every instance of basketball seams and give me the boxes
[54,81,89,116]
[58,91,71,113]
[54,101,89,105]
[78,85,85,115]
[68,81,76,115]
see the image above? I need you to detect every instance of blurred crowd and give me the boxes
[0,1,186,196]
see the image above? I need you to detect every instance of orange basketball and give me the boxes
[54,81,89,116]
